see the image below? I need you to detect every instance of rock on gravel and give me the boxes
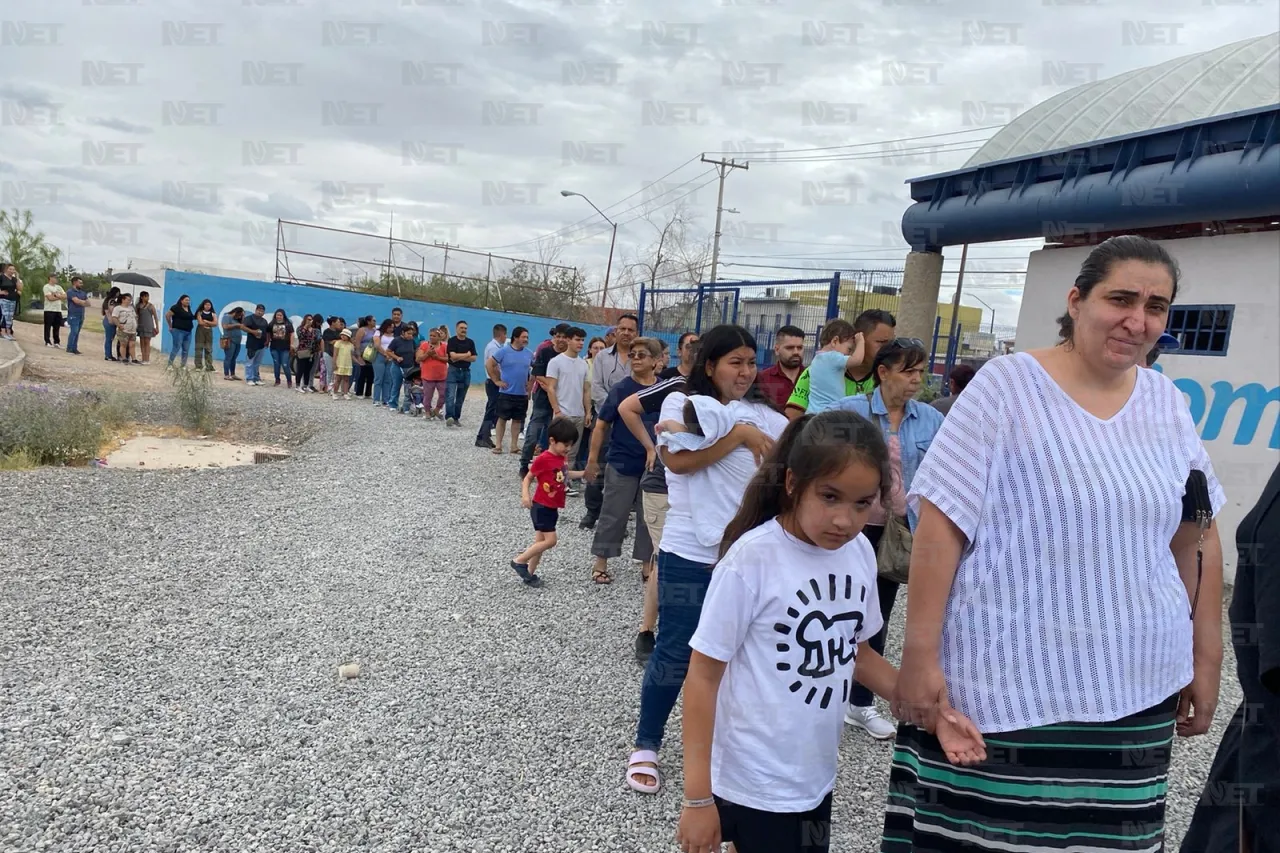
[0,384,1243,852]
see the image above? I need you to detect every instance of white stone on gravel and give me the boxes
[0,384,1242,851]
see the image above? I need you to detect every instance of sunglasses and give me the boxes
[884,336,925,349]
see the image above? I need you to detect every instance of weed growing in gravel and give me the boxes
[170,367,215,432]
[0,383,135,467]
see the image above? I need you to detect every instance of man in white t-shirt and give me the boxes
[42,273,66,348]
[545,326,590,493]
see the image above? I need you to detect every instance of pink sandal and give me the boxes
[625,750,661,794]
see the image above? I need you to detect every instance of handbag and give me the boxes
[877,514,913,584]
[362,343,376,362]
[220,336,230,350]
[1181,469,1213,620]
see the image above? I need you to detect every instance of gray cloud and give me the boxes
[242,192,314,222]
[83,116,153,134]
[0,0,1272,327]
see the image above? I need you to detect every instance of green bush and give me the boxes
[0,383,135,466]
[169,366,214,431]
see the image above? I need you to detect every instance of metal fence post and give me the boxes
[638,282,647,333]
[825,272,841,322]
[929,315,942,373]
[694,283,706,333]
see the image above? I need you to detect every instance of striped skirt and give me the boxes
[881,696,1179,852]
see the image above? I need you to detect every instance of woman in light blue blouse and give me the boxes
[830,338,944,739]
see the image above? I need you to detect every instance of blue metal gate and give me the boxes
[638,275,841,367]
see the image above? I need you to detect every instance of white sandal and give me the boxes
[626,749,661,794]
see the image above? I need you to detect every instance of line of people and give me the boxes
[502,236,1258,853]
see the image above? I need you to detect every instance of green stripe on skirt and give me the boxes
[880,695,1178,852]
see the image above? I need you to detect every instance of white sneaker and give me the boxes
[844,704,896,740]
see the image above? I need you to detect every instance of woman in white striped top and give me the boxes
[881,235,1227,853]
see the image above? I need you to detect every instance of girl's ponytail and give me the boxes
[718,414,814,559]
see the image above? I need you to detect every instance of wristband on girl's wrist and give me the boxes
[682,796,715,809]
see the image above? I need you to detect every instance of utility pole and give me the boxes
[434,241,454,277]
[943,243,969,383]
[701,154,748,284]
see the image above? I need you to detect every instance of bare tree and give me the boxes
[625,202,710,293]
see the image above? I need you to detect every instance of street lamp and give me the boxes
[966,294,997,335]
[560,189,616,308]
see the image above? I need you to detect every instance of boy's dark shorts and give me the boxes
[530,504,558,533]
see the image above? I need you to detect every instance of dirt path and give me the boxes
[11,321,230,393]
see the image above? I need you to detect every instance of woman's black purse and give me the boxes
[1181,470,1213,621]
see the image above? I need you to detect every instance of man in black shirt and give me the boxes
[519,323,570,477]
[444,320,477,426]
[241,304,271,386]
[389,306,405,336]
[387,325,417,413]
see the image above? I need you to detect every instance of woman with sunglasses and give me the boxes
[830,337,943,740]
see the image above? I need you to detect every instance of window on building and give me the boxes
[1164,305,1233,356]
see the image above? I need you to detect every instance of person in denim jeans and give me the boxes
[100,286,120,360]
[241,304,270,385]
[370,318,396,405]
[443,320,477,426]
[64,276,88,355]
[166,294,194,368]
[624,324,788,796]
[220,307,246,379]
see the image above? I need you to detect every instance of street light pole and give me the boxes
[560,190,616,309]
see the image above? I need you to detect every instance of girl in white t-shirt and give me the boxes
[676,410,985,853]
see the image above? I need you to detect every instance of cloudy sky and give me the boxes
[1,0,1274,327]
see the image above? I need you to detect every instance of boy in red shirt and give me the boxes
[513,417,584,587]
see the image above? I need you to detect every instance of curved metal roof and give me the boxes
[966,32,1280,166]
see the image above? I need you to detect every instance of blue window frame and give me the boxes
[1164,304,1233,356]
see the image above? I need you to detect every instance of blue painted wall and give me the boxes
[161,271,613,384]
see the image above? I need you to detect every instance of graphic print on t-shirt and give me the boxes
[774,574,866,709]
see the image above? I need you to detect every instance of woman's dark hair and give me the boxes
[300,314,313,328]
[362,315,375,327]
[106,286,121,301]
[138,290,149,304]
[172,294,191,311]
[685,324,775,408]
[587,336,605,351]
[872,339,928,387]
[719,410,891,558]
[379,318,395,334]
[1057,235,1181,345]
[229,306,244,319]
[272,308,287,322]
[196,298,214,313]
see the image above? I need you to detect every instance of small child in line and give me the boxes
[112,293,138,365]
[675,410,985,853]
[805,319,865,415]
[513,417,586,588]
[331,328,354,399]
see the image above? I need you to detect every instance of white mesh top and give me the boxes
[908,352,1226,733]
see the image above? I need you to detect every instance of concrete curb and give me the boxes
[0,338,26,385]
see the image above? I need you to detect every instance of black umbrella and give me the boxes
[111,272,159,289]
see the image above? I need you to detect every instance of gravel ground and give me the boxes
[0,383,1242,852]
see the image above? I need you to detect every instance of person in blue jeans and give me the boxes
[166,294,194,368]
[443,320,477,426]
[101,286,121,360]
[220,307,246,379]
[64,276,88,354]
[623,324,789,796]
[241,304,270,385]
[384,325,416,412]
[370,318,395,404]
[267,308,294,387]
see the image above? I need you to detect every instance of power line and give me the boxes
[702,125,1002,156]
[751,143,985,165]
[473,155,705,251]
